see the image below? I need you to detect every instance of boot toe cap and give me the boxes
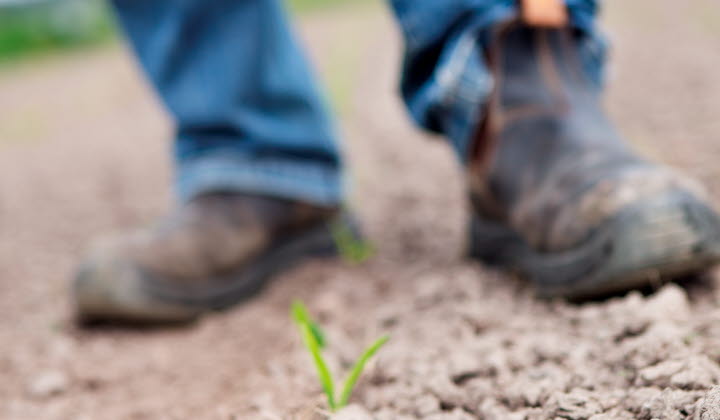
[73,244,202,325]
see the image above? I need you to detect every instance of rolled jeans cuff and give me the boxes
[399,1,606,163]
[176,153,344,206]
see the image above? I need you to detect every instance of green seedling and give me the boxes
[292,299,327,349]
[291,300,389,411]
[331,221,375,264]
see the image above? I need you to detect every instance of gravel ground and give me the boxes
[2,1,720,419]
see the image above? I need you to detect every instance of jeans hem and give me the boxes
[176,155,343,206]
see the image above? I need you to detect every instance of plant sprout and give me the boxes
[291,300,389,411]
[331,220,375,264]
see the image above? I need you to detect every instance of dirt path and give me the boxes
[2,1,720,419]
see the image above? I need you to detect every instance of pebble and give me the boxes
[696,386,720,420]
[331,405,374,420]
[28,371,68,398]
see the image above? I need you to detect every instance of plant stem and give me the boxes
[337,335,390,408]
[299,323,336,410]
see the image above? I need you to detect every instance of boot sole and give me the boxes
[468,192,720,300]
[140,214,359,311]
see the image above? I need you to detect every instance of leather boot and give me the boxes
[74,193,343,323]
[467,23,720,299]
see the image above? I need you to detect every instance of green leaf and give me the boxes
[291,300,310,324]
[291,300,326,348]
[298,322,336,410]
[338,335,390,408]
[291,300,389,412]
[331,221,375,264]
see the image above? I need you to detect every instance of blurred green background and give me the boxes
[0,0,361,63]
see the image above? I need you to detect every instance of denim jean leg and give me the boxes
[111,0,343,205]
[387,0,604,162]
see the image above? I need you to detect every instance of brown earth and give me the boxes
[2,0,720,419]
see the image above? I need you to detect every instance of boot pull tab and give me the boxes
[521,0,569,27]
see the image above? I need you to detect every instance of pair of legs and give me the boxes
[112,0,599,203]
[74,0,720,323]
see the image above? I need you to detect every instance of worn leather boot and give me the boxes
[467,23,720,299]
[74,193,343,323]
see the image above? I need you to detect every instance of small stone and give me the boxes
[424,408,476,420]
[28,370,68,398]
[638,360,685,386]
[637,356,720,390]
[544,389,603,420]
[478,399,513,420]
[637,389,702,420]
[643,285,691,322]
[623,387,663,412]
[414,394,441,416]
[695,386,720,420]
[670,356,720,390]
[331,404,374,420]
[589,410,635,420]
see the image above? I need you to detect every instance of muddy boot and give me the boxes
[467,23,720,299]
[74,193,344,324]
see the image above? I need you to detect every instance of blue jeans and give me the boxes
[111,0,604,206]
